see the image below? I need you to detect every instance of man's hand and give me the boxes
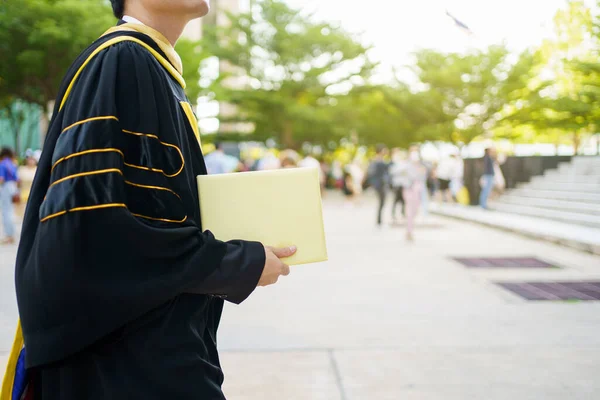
[257,245,296,287]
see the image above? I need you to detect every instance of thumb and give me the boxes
[272,245,297,259]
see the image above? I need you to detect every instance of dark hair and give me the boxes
[375,144,387,155]
[0,147,15,159]
[110,0,125,19]
[282,157,297,168]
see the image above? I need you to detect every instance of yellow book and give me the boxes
[197,168,327,265]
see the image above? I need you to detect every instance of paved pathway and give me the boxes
[2,193,600,399]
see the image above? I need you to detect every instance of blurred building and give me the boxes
[182,0,241,40]
[182,0,254,137]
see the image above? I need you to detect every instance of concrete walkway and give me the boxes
[2,194,600,399]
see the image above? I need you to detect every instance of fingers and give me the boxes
[271,245,297,259]
[281,263,290,276]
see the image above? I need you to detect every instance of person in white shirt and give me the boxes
[389,149,409,221]
[435,155,454,203]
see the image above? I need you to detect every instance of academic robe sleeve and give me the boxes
[15,41,265,368]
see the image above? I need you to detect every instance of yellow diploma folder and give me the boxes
[197,168,328,265]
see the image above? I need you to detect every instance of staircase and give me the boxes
[491,156,600,229]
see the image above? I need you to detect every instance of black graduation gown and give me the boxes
[15,23,265,399]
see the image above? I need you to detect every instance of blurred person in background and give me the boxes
[479,147,496,209]
[298,152,320,170]
[319,157,330,195]
[367,144,389,226]
[0,146,18,244]
[435,154,454,203]
[389,148,408,222]
[16,150,39,217]
[342,169,356,205]
[204,141,229,174]
[281,157,297,168]
[257,149,281,170]
[331,160,344,189]
[491,151,506,200]
[346,159,365,204]
[298,152,323,190]
[404,149,427,242]
[449,153,464,202]
[408,145,432,219]
[426,161,438,200]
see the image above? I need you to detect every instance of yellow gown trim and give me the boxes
[102,23,183,75]
[59,35,186,111]
[0,321,24,400]
[179,102,202,147]
[61,116,119,134]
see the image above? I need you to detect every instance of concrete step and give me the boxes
[532,173,600,184]
[508,188,600,204]
[572,156,600,166]
[498,195,600,216]
[557,163,600,175]
[489,202,600,229]
[544,168,600,178]
[431,204,600,255]
[522,181,600,193]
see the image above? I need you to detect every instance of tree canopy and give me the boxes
[199,0,375,147]
[1,0,598,153]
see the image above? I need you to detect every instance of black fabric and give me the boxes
[438,178,450,191]
[376,186,386,225]
[483,154,495,176]
[391,186,405,218]
[17,29,265,399]
[368,159,389,190]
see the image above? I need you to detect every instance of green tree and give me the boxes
[0,0,205,143]
[200,0,374,148]
[0,0,114,110]
[503,0,597,152]
[412,45,530,146]
[175,38,208,105]
[336,84,440,148]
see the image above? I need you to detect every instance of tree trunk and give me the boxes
[8,106,22,156]
[282,120,294,149]
[573,131,580,155]
[12,127,21,157]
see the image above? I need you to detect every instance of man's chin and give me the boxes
[197,0,210,18]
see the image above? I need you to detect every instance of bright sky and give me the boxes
[284,0,597,81]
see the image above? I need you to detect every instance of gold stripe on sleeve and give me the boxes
[122,129,185,177]
[124,180,182,200]
[61,116,119,134]
[49,168,123,188]
[123,163,165,174]
[40,203,127,223]
[51,148,125,172]
[131,213,188,224]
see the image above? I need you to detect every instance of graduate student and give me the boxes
[9,0,295,398]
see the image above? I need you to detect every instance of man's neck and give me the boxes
[122,8,188,45]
